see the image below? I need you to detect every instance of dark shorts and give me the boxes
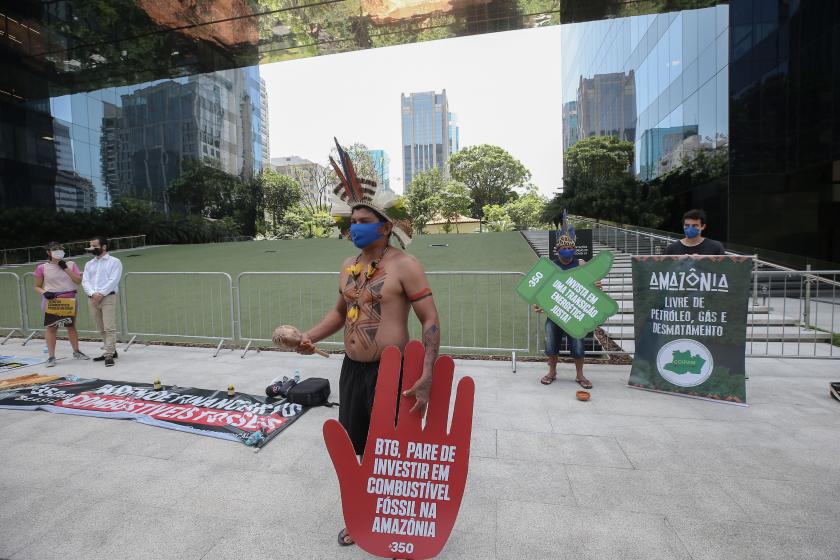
[544,319,585,359]
[339,356,380,456]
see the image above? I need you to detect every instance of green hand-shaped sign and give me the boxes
[516,252,619,340]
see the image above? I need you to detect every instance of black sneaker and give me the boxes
[104,357,115,367]
[93,350,118,362]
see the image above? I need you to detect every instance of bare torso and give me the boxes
[339,249,413,362]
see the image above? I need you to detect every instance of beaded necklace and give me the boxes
[345,245,389,322]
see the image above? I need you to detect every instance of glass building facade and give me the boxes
[728,0,840,265]
[561,0,839,266]
[562,4,731,246]
[2,65,269,212]
[367,149,392,193]
[448,113,460,156]
[401,90,452,190]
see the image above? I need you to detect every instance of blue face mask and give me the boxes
[684,225,701,239]
[350,222,387,248]
[557,248,576,260]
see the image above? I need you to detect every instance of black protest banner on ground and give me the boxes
[628,256,753,404]
[0,377,307,446]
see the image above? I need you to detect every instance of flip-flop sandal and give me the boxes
[576,378,593,389]
[541,375,557,385]
[337,528,355,547]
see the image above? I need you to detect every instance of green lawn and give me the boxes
[4,232,541,354]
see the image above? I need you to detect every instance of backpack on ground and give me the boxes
[286,377,334,407]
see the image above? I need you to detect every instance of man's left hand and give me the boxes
[403,375,432,414]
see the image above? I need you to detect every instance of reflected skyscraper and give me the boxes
[401,90,452,190]
[562,6,730,234]
[639,125,700,181]
[562,101,579,150]
[53,122,96,212]
[3,65,269,212]
[448,113,460,155]
[367,149,392,192]
[576,71,636,143]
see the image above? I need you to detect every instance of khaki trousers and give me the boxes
[89,294,117,357]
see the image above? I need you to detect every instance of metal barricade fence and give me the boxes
[4,267,836,360]
[236,272,344,350]
[121,272,235,356]
[235,271,532,357]
[21,272,119,341]
[0,272,25,343]
[414,272,530,354]
[538,267,840,359]
[746,270,839,358]
[104,235,147,251]
[1,235,146,266]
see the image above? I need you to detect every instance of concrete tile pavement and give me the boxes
[0,338,839,559]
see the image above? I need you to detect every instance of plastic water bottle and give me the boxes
[42,345,48,354]
[66,375,81,382]
[294,369,301,383]
[244,430,265,447]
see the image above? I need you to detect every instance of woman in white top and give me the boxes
[33,242,90,366]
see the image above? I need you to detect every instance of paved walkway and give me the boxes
[1,339,839,559]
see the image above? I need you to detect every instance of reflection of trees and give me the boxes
[658,134,728,183]
[648,135,728,233]
[546,135,670,228]
[256,0,560,63]
[24,0,562,94]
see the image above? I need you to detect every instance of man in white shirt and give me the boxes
[82,236,123,366]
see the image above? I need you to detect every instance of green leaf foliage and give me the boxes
[547,135,670,229]
[449,145,531,218]
[405,169,446,234]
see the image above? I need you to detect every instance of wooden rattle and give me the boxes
[272,325,329,358]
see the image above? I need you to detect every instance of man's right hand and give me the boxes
[91,293,104,306]
[297,333,316,355]
[532,304,543,313]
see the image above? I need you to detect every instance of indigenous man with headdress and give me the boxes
[295,139,441,547]
[535,210,597,389]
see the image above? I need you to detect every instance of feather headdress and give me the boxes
[330,137,412,248]
[556,208,576,248]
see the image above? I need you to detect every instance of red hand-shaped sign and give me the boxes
[323,341,475,559]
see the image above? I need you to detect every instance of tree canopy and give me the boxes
[449,144,531,218]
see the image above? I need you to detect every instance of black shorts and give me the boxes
[339,356,381,456]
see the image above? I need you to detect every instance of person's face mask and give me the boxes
[684,225,701,239]
[50,250,65,260]
[350,222,387,249]
[557,248,576,260]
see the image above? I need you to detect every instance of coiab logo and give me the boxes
[655,339,714,387]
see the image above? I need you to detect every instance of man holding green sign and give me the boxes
[517,219,618,389]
